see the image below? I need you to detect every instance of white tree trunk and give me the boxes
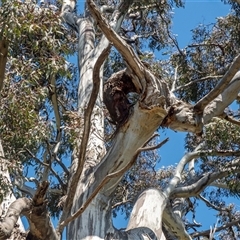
[0,140,25,238]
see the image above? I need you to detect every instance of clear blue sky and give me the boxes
[113,0,232,231]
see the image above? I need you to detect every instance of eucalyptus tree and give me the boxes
[0,0,240,239]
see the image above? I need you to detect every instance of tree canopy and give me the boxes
[0,0,240,239]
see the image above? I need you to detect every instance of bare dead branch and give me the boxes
[194,54,240,113]
[174,75,223,92]
[138,137,169,152]
[191,219,240,238]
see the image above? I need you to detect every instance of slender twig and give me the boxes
[25,148,65,189]
[25,148,49,167]
[138,137,169,152]
[112,199,132,209]
[174,75,223,92]
[198,194,227,212]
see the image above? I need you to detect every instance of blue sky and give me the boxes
[113,0,233,232]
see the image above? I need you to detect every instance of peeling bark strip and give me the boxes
[0,39,8,92]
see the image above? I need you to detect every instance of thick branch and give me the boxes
[49,73,61,132]
[171,169,240,198]
[60,0,79,33]
[87,0,144,92]
[0,198,31,240]
[164,149,240,197]
[58,133,168,232]
[126,189,166,238]
[163,204,192,240]
[194,54,240,113]
[203,71,240,124]
[223,115,240,127]
[24,181,58,240]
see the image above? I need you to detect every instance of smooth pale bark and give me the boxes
[203,71,240,124]
[127,189,165,238]
[0,198,30,240]
[0,140,25,239]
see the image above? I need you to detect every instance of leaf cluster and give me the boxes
[172,14,240,102]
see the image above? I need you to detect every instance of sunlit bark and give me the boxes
[1,0,240,239]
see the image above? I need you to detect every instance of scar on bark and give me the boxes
[161,101,203,135]
[103,69,139,125]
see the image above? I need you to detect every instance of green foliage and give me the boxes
[0,0,77,215]
[172,14,240,102]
